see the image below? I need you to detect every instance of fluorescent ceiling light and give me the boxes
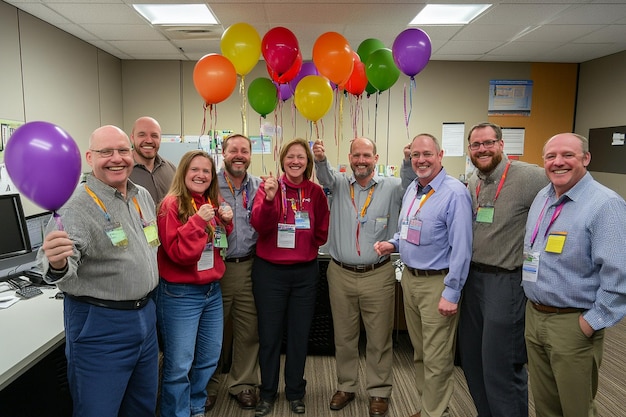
[133,4,219,25]
[410,4,491,25]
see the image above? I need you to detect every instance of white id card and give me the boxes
[400,219,409,240]
[277,223,296,248]
[198,243,215,271]
[522,251,540,282]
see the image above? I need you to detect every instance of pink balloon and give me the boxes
[5,121,81,211]
[262,27,300,76]
[392,28,432,78]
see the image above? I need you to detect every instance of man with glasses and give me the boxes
[377,133,472,417]
[458,122,547,417]
[129,116,176,204]
[38,125,160,417]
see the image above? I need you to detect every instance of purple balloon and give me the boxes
[5,121,81,211]
[288,61,319,93]
[392,28,432,78]
[275,82,293,101]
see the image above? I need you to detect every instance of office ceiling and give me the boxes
[5,0,626,63]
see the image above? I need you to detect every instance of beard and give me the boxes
[471,151,503,174]
[225,159,249,177]
[352,164,374,180]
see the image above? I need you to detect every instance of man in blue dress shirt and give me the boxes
[523,133,626,417]
[375,133,472,417]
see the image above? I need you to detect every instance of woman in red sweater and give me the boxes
[155,150,233,417]
[250,138,330,416]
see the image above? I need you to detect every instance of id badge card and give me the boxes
[295,211,311,229]
[476,205,495,223]
[213,225,229,248]
[545,232,567,254]
[277,223,296,248]
[522,251,540,282]
[406,218,422,245]
[400,219,409,240]
[198,242,214,271]
[143,221,160,247]
[105,222,128,248]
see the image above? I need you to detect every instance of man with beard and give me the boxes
[129,116,176,204]
[313,137,412,417]
[458,122,547,417]
[205,134,262,411]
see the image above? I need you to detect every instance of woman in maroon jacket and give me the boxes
[155,150,233,417]
[250,138,330,416]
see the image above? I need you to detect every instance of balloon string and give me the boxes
[260,115,266,175]
[408,77,415,138]
[403,83,410,141]
[240,76,248,136]
[338,92,344,148]
[53,211,64,231]
[373,93,379,143]
[200,103,208,137]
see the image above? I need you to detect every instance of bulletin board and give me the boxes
[588,126,626,174]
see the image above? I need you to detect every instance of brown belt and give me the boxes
[225,253,255,263]
[332,257,390,273]
[406,267,449,277]
[531,302,584,314]
[67,292,153,310]
[470,262,521,274]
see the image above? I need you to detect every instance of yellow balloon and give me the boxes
[220,23,261,76]
[294,75,333,122]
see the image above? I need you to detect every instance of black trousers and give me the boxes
[252,257,318,402]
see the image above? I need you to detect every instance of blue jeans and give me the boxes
[156,279,224,417]
[63,296,159,417]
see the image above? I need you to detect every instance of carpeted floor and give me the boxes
[207,319,626,417]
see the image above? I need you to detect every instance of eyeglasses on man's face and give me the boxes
[468,139,500,151]
[410,152,436,159]
[90,148,132,157]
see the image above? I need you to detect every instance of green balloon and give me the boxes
[248,77,278,117]
[357,38,385,63]
[365,82,378,96]
[365,48,400,92]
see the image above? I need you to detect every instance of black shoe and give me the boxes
[290,399,305,414]
[255,398,274,417]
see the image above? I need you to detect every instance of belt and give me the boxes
[67,292,152,310]
[225,253,255,263]
[531,302,584,314]
[406,267,449,277]
[470,262,521,274]
[332,257,390,273]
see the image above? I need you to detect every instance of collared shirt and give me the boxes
[391,168,473,303]
[523,172,626,330]
[217,168,261,258]
[130,154,176,204]
[315,157,406,265]
[38,173,159,300]
[468,157,548,269]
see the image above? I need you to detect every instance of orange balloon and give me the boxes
[193,54,237,105]
[312,32,354,86]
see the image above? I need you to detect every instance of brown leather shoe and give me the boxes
[329,391,355,410]
[230,389,257,409]
[205,394,217,411]
[369,397,389,417]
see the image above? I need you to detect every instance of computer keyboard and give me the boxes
[16,285,43,299]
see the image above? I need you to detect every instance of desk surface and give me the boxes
[0,287,64,390]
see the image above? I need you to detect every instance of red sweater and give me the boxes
[157,193,233,284]
[251,176,329,264]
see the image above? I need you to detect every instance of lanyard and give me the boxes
[85,184,144,224]
[475,161,511,205]
[191,197,217,227]
[223,171,248,209]
[279,179,303,223]
[405,186,435,219]
[350,183,376,256]
[530,198,567,248]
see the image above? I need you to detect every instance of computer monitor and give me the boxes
[0,194,31,260]
[26,211,53,251]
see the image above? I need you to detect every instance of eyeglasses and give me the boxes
[469,139,500,151]
[90,148,132,157]
[410,152,435,159]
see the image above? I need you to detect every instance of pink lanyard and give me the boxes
[530,198,567,248]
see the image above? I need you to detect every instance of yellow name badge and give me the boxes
[545,232,567,254]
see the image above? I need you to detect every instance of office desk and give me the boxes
[0,287,64,391]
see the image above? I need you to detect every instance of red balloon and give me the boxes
[193,54,237,105]
[267,51,302,84]
[262,27,300,76]
[343,53,367,96]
